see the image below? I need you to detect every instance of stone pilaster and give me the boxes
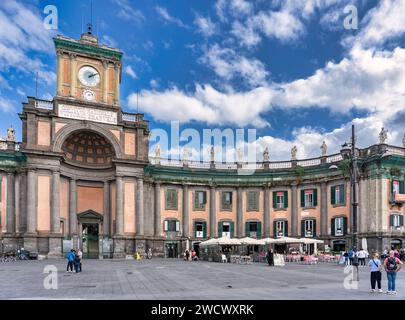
[69,178,77,235]
[6,172,15,234]
[209,186,216,238]
[14,173,20,234]
[103,181,110,237]
[237,187,243,237]
[56,50,63,96]
[291,184,298,237]
[114,62,121,105]
[154,182,161,237]
[320,181,328,236]
[24,169,37,252]
[115,176,124,236]
[136,178,144,236]
[263,184,270,237]
[102,60,109,103]
[51,170,61,234]
[69,53,77,98]
[182,184,189,237]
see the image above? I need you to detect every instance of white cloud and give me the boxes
[155,6,188,29]
[230,21,261,48]
[102,35,118,48]
[150,79,159,89]
[0,95,15,112]
[124,65,138,79]
[194,16,216,37]
[110,0,145,24]
[200,44,269,87]
[230,0,253,15]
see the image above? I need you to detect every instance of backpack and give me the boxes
[387,257,397,271]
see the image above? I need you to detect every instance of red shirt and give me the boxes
[384,257,401,272]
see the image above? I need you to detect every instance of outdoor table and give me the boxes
[230,255,240,264]
[240,256,252,264]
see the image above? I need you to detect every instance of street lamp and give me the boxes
[340,124,359,282]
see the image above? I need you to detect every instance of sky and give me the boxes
[0,0,404,162]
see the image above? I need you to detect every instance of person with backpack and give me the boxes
[368,253,383,293]
[348,249,354,265]
[383,250,403,295]
[66,249,75,273]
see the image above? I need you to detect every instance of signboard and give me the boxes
[58,104,117,125]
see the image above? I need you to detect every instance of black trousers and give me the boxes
[359,258,366,266]
[66,261,74,272]
[370,271,382,290]
[349,258,353,265]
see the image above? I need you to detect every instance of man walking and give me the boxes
[383,250,403,295]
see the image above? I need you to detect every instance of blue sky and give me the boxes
[0,0,404,161]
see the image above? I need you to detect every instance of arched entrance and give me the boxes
[391,239,403,250]
[77,210,103,259]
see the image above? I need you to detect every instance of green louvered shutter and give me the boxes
[301,220,305,237]
[331,186,336,205]
[390,215,394,227]
[313,219,317,237]
[203,221,207,239]
[194,192,198,209]
[331,218,336,236]
[203,191,207,204]
[245,221,250,237]
[284,191,288,208]
[343,217,348,235]
[230,222,234,238]
[284,220,288,237]
[400,215,404,226]
[301,190,305,207]
[400,181,405,194]
[273,192,277,209]
[218,222,222,237]
[340,184,345,204]
[391,180,394,193]
[257,222,262,238]
[273,220,277,238]
[313,189,318,206]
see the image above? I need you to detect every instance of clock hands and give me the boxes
[88,72,98,79]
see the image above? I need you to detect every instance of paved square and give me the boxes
[0,259,404,300]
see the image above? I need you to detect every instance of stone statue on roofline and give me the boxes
[154,143,161,158]
[210,146,215,162]
[7,127,15,142]
[263,147,269,162]
[320,141,327,156]
[379,127,388,144]
[291,145,297,160]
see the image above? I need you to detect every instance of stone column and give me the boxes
[69,53,77,98]
[115,176,124,236]
[6,172,15,234]
[154,182,161,237]
[26,170,36,234]
[114,62,121,105]
[182,184,189,237]
[291,184,298,237]
[237,187,243,237]
[51,170,61,234]
[69,178,77,236]
[209,186,216,238]
[56,50,63,95]
[14,173,20,234]
[102,60,109,103]
[136,178,144,236]
[103,181,110,237]
[320,181,328,236]
[263,185,270,237]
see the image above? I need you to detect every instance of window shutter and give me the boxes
[391,180,394,193]
[400,181,405,194]
[273,220,277,238]
[218,221,222,236]
[204,191,207,204]
[313,219,317,237]
[331,218,335,236]
[245,222,250,237]
[248,192,254,210]
[221,192,226,209]
[400,215,404,227]
[301,220,305,237]
[230,222,234,238]
[175,221,180,232]
[164,220,168,232]
[331,186,336,205]
[174,190,178,208]
[301,190,305,207]
[273,192,277,209]
[257,222,262,238]
[284,191,288,208]
[343,217,348,235]
[194,192,198,209]
[284,220,288,237]
[390,215,394,227]
[340,184,345,204]
[313,188,318,206]
[229,192,233,204]
[203,221,207,238]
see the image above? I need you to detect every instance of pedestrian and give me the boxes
[66,249,75,273]
[266,249,274,266]
[394,249,400,260]
[74,251,81,273]
[76,249,83,272]
[383,250,403,295]
[368,253,383,293]
[191,250,198,261]
[357,248,367,267]
[343,251,349,265]
[348,249,354,265]
[184,249,190,261]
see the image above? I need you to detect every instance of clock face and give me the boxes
[82,89,96,101]
[78,66,100,87]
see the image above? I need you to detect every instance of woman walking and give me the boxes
[266,249,274,266]
[368,253,383,293]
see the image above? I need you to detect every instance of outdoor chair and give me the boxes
[221,254,227,263]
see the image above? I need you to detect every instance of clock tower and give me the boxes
[54,24,123,106]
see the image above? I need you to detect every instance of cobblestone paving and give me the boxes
[0,259,404,300]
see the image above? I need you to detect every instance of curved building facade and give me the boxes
[0,31,404,258]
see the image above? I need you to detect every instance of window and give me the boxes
[195,222,205,238]
[331,184,345,205]
[393,181,400,194]
[247,191,259,211]
[335,217,344,236]
[194,191,207,210]
[222,222,230,237]
[164,220,179,232]
[276,221,285,238]
[304,220,314,237]
[221,191,233,210]
[246,221,261,238]
[276,192,284,209]
[305,191,313,207]
[165,189,178,210]
[390,214,404,230]
[301,189,317,207]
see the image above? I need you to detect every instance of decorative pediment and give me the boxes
[77,209,103,222]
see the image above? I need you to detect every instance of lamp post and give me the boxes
[340,124,359,282]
